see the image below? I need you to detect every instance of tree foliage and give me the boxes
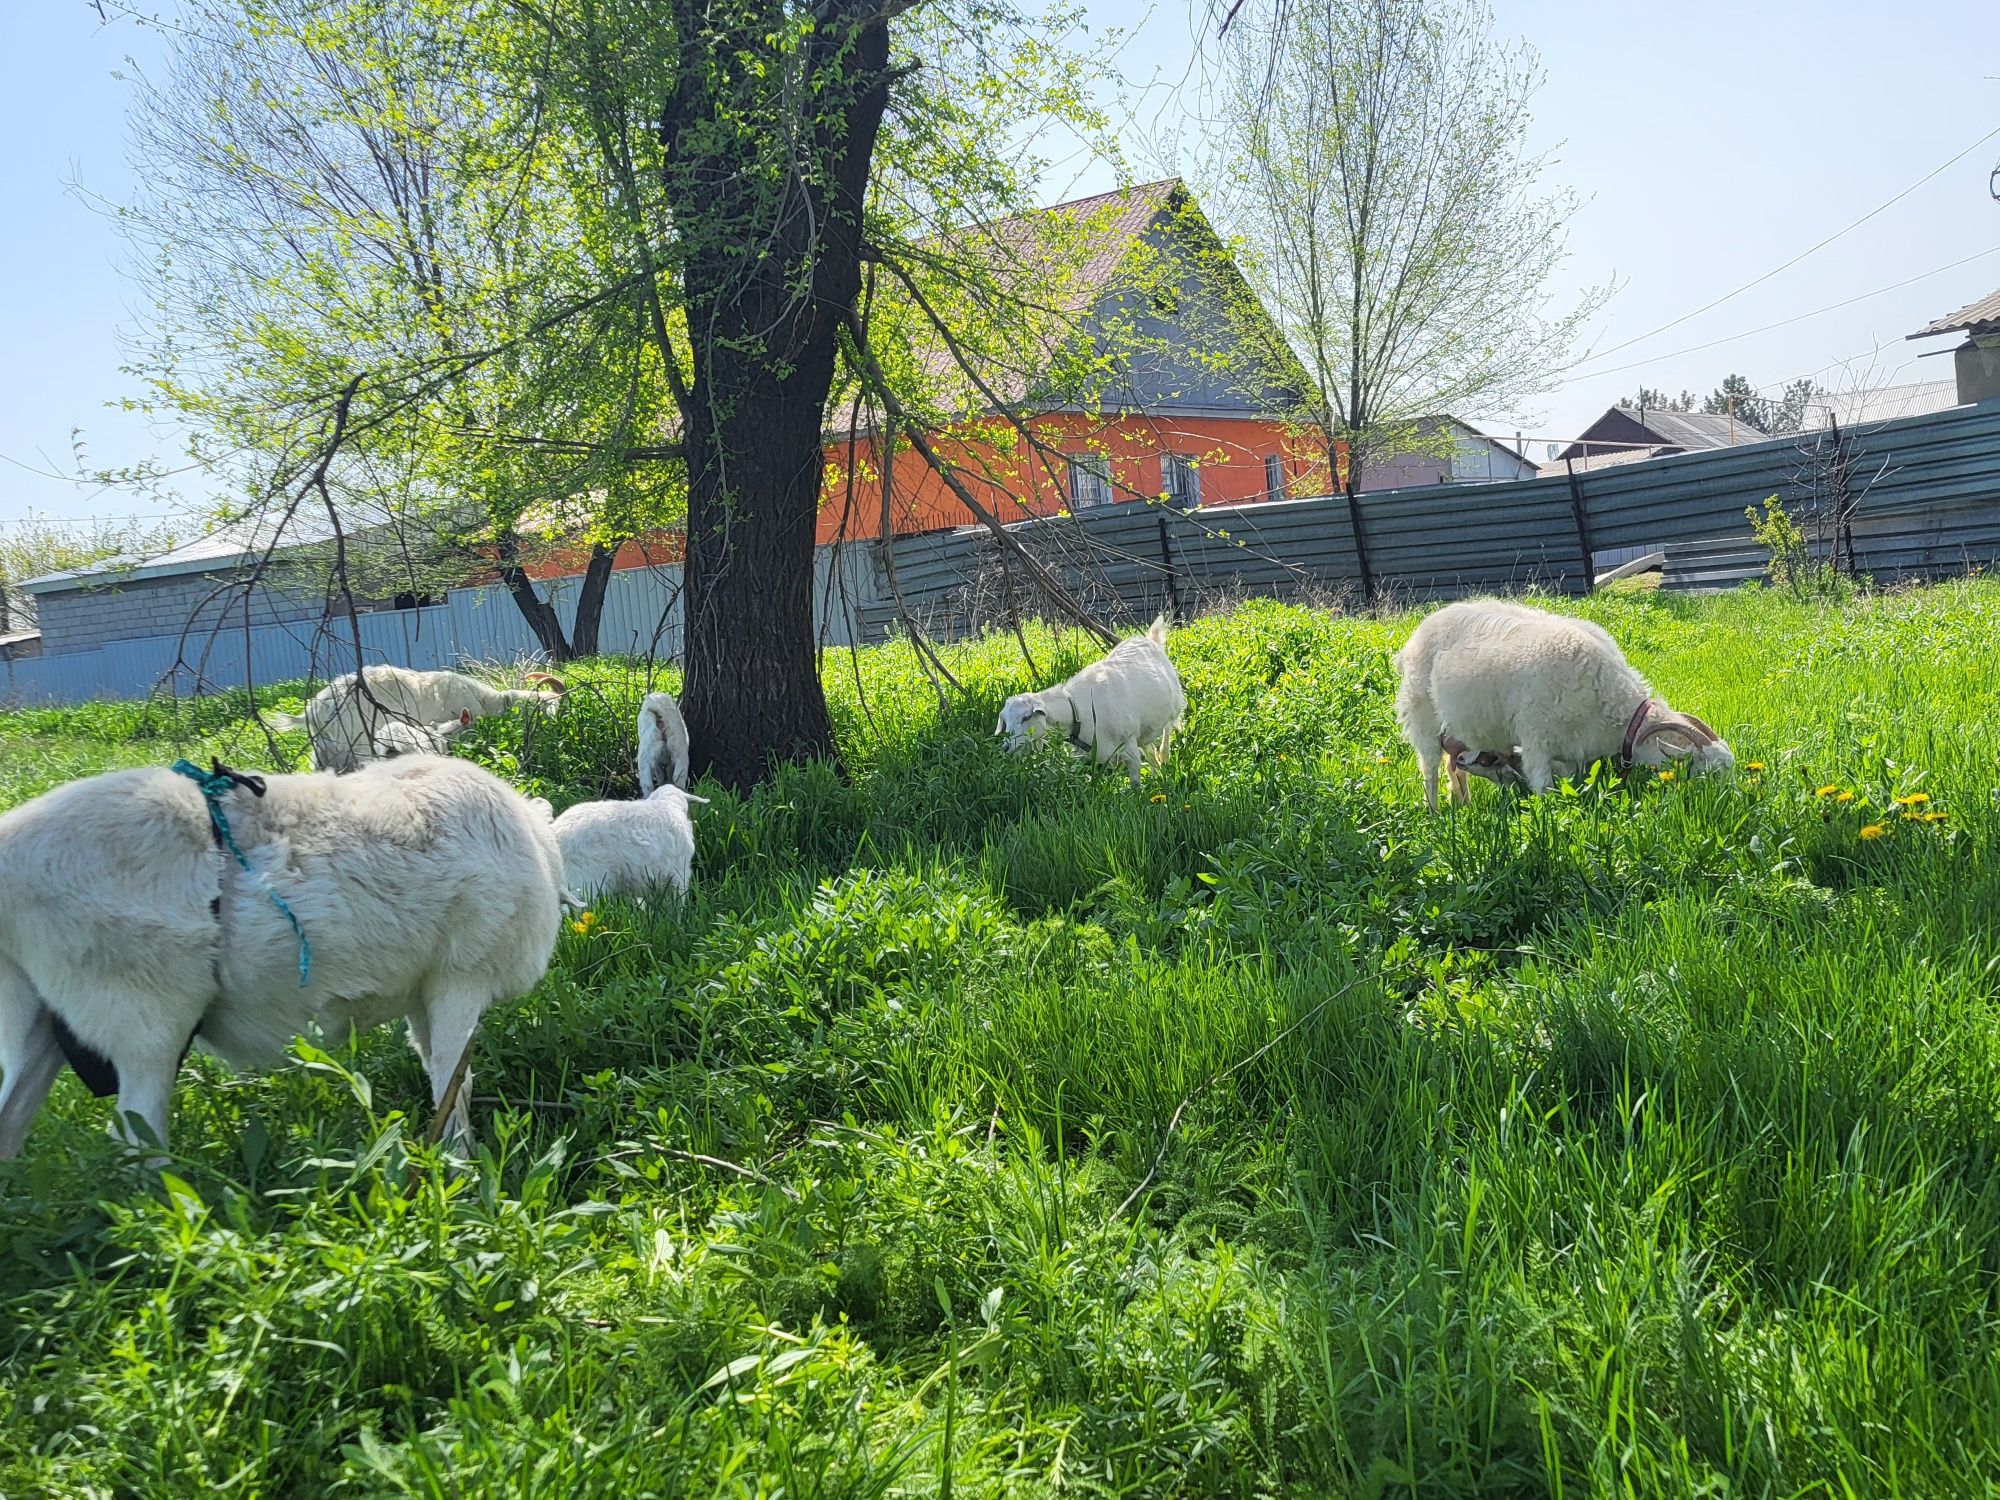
[1619,374,1827,435]
[117,0,1124,778]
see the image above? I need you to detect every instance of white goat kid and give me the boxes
[370,708,476,760]
[1394,598,1732,810]
[270,665,565,773]
[995,614,1186,789]
[637,691,690,794]
[552,785,706,905]
[0,756,566,1159]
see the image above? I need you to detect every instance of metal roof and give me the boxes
[20,511,348,594]
[1910,286,2000,338]
[1617,408,1748,450]
[1801,380,1962,429]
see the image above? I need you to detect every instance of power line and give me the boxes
[1554,242,2000,386]
[1566,122,2000,372]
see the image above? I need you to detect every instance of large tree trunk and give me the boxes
[661,0,892,792]
[569,542,618,658]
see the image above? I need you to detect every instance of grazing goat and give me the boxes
[551,785,705,905]
[996,614,1186,789]
[269,665,565,773]
[370,709,475,760]
[638,691,690,795]
[1394,598,1732,809]
[0,756,565,1159]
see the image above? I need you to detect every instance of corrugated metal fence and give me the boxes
[865,397,2000,638]
[7,398,1997,704]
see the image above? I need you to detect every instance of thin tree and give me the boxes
[1204,0,1607,555]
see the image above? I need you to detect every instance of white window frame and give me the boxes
[1163,453,1202,508]
[1067,452,1113,509]
[1264,453,1287,503]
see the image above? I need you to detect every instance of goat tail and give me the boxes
[1147,611,1171,645]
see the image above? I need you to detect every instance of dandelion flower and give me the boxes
[1859,823,1888,840]
[1658,770,1676,783]
[1744,760,1766,772]
[1923,811,1949,824]
[1150,793,1166,804]
[1815,784,1840,797]
[1834,791,1854,804]
[1895,792,1931,807]
[570,911,599,935]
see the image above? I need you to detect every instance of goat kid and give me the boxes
[637,691,689,795]
[552,784,706,905]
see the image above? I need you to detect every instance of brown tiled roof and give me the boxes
[1910,286,2000,338]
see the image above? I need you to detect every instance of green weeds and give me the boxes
[4,584,2000,1494]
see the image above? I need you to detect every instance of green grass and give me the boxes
[5,582,2000,1496]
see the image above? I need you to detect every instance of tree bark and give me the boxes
[496,535,574,661]
[660,0,892,792]
[569,542,617,658]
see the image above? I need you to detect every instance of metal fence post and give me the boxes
[1562,457,1596,593]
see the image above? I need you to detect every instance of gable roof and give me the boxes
[1617,408,1745,449]
[18,513,334,594]
[1910,287,2000,339]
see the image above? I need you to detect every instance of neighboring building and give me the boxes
[1356,417,1538,491]
[820,179,1308,542]
[18,514,442,658]
[1799,380,1961,431]
[1907,288,2000,407]
[1554,406,1756,468]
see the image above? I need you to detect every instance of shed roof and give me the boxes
[21,511,355,594]
[1909,286,2000,339]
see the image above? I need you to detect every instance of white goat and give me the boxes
[0,756,565,1159]
[552,785,706,905]
[637,691,690,795]
[995,614,1186,789]
[1394,597,1733,810]
[370,708,475,760]
[269,665,565,773]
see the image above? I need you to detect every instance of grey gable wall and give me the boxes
[1076,210,1298,417]
[36,569,323,656]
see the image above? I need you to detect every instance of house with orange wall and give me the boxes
[817,179,1315,545]
[515,178,1313,581]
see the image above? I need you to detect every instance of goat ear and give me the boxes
[460,709,474,726]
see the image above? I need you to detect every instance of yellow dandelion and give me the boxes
[1150,793,1166,804]
[1657,769,1675,783]
[1815,784,1840,798]
[1834,791,1854,804]
[1895,792,1930,807]
[1923,811,1949,823]
[1859,823,1888,841]
[1744,760,1766,772]
[569,910,599,935]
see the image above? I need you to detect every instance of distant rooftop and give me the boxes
[1801,380,1962,430]
[1910,286,2000,339]
[21,511,351,594]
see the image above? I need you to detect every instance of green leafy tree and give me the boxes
[117,0,1118,784]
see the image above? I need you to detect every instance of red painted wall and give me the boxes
[515,411,1321,578]
[818,411,1322,542]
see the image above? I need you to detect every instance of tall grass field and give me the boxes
[4,583,2000,1496]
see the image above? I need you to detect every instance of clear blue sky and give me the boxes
[3,0,1997,523]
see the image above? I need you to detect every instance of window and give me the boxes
[1264,453,1288,503]
[1163,453,1202,509]
[1067,452,1112,509]
[391,590,442,611]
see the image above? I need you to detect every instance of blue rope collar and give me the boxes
[172,759,312,987]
